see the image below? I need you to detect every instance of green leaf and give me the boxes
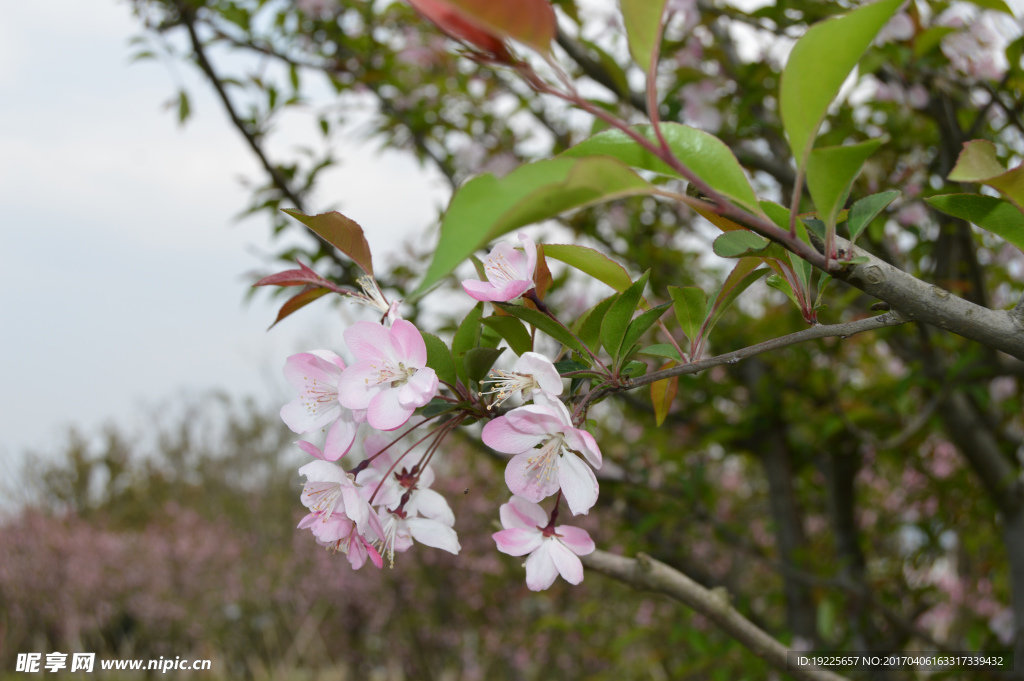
[542,244,633,292]
[948,140,1024,212]
[601,271,650,361]
[963,0,1015,15]
[779,0,903,168]
[421,398,457,419]
[480,315,533,356]
[651,369,679,427]
[924,194,1024,252]
[788,251,813,301]
[914,26,956,57]
[415,157,655,295]
[561,123,763,215]
[577,294,618,353]
[621,0,668,72]
[493,303,587,356]
[422,332,458,386]
[847,190,900,243]
[621,360,648,378]
[668,286,707,342]
[766,273,802,310]
[638,343,682,362]
[453,302,484,358]
[177,90,191,125]
[702,260,769,342]
[464,347,505,384]
[283,210,374,275]
[620,302,672,356]
[713,230,771,258]
[806,139,884,228]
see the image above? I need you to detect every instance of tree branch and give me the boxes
[629,312,908,389]
[581,550,852,681]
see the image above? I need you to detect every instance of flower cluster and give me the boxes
[279,235,600,589]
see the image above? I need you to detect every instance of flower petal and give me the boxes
[323,415,358,460]
[505,451,560,502]
[499,495,547,530]
[557,451,599,515]
[564,427,603,468]
[336,361,382,410]
[548,538,585,585]
[493,527,543,556]
[482,416,545,454]
[367,388,414,431]
[344,321,395,362]
[524,541,559,591]
[299,460,351,484]
[408,488,455,526]
[390,319,428,367]
[295,440,326,460]
[407,517,461,554]
[555,526,595,556]
[517,352,562,395]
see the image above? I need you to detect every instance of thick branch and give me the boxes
[581,550,851,681]
[829,236,1024,360]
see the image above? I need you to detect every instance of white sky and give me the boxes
[0,0,450,480]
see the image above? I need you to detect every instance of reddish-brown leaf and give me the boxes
[535,244,553,301]
[283,209,374,276]
[269,286,332,329]
[254,261,328,288]
[407,0,555,55]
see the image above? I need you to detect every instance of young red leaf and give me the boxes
[283,210,374,276]
[253,261,329,288]
[268,286,332,329]
[408,0,556,55]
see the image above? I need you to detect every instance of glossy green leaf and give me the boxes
[924,194,1024,252]
[464,347,505,384]
[452,303,483,383]
[948,140,1024,212]
[806,139,884,228]
[601,270,650,360]
[766,273,802,310]
[668,286,707,342]
[480,315,533,356]
[493,303,587,356]
[561,123,763,215]
[577,294,618,353]
[542,244,633,292]
[780,0,903,168]
[421,398,457,419]
[620,302,672,356]
[702,259,768,342]
[621,360,648,378]
[639,344,682,362]
[713,230,771,258]
[422,332,458,386]
[415,157,654,295]
[621,0,668,72]
[847,190,900,243]
[964,0,1015,15]
[283,209,374,276]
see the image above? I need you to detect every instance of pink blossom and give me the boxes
[298,512,384,570]
[482,351,563,408]
[461,233,537,302]
[337,320,439,431]
[482,391,602,515]
[492,496,595,591]
[281,350,365,460]
[298,460,383,539]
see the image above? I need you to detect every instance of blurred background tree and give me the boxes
[2,0,1022,678]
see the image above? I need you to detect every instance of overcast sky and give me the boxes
[0,0,450,481]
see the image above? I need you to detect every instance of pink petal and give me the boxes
[557,452,599,515]
[409,488,454,526]
[482,417,545,454]
[323,416,358,460]
[500,495,547,530]
[280,397,339,433]
[282,352,342,390]
[548,539,585,585]
[407,517,461,554]
[390,319,428,367]
[484,279,535,302]
[362,539,384,569]
[367,388,414,431]
[564,427,602,468]
[398,367,438,407]
[505,405,564,435]
[295,440,326,460]
[461,278,506,301]
[336,361,381,410]
[307,349,346,370]
[555,526,595,556]
[493,528,543,556]
[524,541,559,591]
[505,452,560,502]
[344,321,394,362]
[530,391,574,425]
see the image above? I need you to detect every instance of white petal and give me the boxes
[408,488,455,526]
[548,538,585,585]
[407,517,461,554]
[558,452,599,515]
[524,541,559,591]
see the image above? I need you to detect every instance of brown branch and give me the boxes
[581,550,852,681]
